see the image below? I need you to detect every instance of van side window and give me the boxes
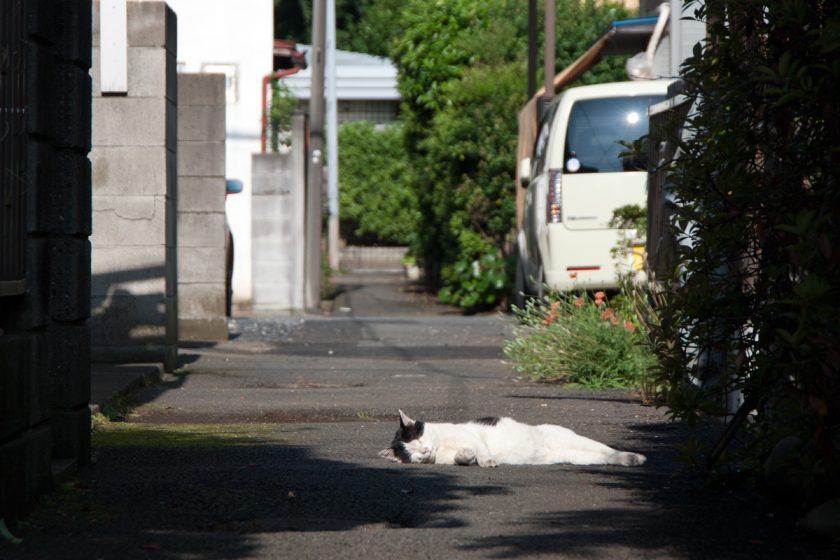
[564,95,664,173]
[532,104,556,177]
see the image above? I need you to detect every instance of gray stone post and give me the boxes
[251,114,308,311]
[176,73,228,340]
[90,1,178,371]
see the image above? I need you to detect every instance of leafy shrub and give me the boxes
[645,0,840,500]
[608,203,647,274]
[438,250,511,311]
[504,291,656,390]
[422,63,523,309]
[337,121,418,246]
[267,80,297,152]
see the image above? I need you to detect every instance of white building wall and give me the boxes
[165,0,273,305]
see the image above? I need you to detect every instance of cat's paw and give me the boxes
[614,452,646,466]
[454,448,477,466]
[477,456,498,468]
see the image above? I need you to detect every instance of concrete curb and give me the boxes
[89,363,164,415]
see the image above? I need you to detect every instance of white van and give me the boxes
[516,80,672,297]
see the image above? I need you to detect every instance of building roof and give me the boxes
[281,45,400,101]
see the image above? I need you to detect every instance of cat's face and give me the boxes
[378,410,433,464]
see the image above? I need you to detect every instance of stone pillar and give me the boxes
[90,1,178,371]
[177,73,227,340]
[251,114,308,311]
[0,0,92,519]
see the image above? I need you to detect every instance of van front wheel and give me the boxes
[535,265,545,301]
[512,255,526,310]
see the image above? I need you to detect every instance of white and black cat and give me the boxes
[379,410,646,467]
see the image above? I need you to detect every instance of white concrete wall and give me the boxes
[164,0,273,306]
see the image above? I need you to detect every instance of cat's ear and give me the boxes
[398,409,415,428]
[379,448,399,462]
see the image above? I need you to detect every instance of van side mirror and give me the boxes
[518,157,531,187]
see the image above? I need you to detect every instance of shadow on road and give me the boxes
[460,421,839,560]
[10,434,507,559]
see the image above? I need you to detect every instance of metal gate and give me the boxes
[646,87,692,282]
[0,0,27,296]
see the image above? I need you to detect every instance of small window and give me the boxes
[201,63,239,104]
[564,95,664,173]
[532,103,557,177]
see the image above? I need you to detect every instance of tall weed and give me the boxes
[504,291,656,392]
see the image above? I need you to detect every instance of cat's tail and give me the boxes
[609,451,646,466]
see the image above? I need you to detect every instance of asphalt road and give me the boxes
[5,273,838,559]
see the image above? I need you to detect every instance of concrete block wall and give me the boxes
[177,73,228,340]
[339,246,410,271]
[251,115,307,311]
[90,1,178,370]
[0,0,92,519]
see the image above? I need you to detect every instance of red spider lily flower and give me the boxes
[599,308,615,321]
[544,301,561,325]
[594,291,606,300]
[623,319,636,333]
[573,297,584,307]
[594,298,604,307]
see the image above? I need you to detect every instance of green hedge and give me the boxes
[391,0,630,310]
[337,121,418,246]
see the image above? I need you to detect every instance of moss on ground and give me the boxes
[92,422,280,448]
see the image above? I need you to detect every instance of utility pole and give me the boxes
[528,0,537,99]
[541,0,555,119]
[325,0,340,271]
[306,0,326,308]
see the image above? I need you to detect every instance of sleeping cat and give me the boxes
[379,410,646,467]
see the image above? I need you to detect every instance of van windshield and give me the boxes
[564,95,664,173]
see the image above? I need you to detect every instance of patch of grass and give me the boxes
[98,390,140,421]
[90,412,110,434]
[321,249,337,301]
[92,423,280,448]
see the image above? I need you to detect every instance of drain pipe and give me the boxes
[645,3,671,67]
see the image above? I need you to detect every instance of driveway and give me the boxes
[4,272,837,559]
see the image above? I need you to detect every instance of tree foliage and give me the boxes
[267,81,297,153]
[337,0,406,56]
[275,0,634,309]
[274,0,310,44]
[646,0,840,502]
[274,0,405,56]
[391,0,630,310]
[338,121,418,246]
